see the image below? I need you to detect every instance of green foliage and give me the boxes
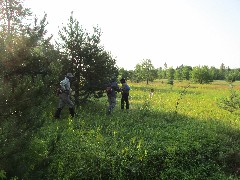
[175,83,190,113]
[2,81,240,179]
[132,64,144,82]
[0,11,61,179]
[218,84,240,114]
[113,64,239,85]
[118,67,130,81]
[157,67,166,79]
[0,0,32,35]
[166,67,175,83]
[0,170,6,179]
[174,67,183,81]
[190,65,213,84]
[58,13,118,106]
[133,59,155,84]
[225,70,240,83]
[167,79,174,86]
[182,65,192,80]
[174,65,192,81]
[0,14,61,116]
[139,99,152,116]
[1,1,240,179]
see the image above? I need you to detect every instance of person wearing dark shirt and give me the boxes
[120,78,130,110]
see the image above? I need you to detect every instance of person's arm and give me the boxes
[60,80,66,91]
[60,79,70,94]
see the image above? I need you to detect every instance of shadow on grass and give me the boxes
[5,97,239,179]
[75,100,240,179]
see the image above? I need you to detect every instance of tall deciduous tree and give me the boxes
[166,67,175,84]
[141,59,155,84]
[133,59,155,84]
[157,67,164,79]
[181,65,192,80]
[219,63,226,80]
[190,66,213,84]
[133,64,144,83]
[58,13,118,106]
[174,65,184,81]
[225,69,240,83]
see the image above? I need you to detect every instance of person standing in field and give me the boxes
[54,73,75,119]
[106,76,120,115]
[150,88,154,99]
[120,78,130,110]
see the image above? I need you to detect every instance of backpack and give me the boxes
[125,85,130,91]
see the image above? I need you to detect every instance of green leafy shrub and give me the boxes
[218,84,240,114]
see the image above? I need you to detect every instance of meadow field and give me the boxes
[30,80,240,179]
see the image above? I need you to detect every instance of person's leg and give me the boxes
[69,108,75,117]
[121,96,124,109]
[122,94,129,109]
[108,98,111,110]
[125,95,129,109]
[107,97,116,114]
[111,97,116,110]
[62,93,75,117]
[107,97,112,114]
[54,108,62,118]
[54,95,65,118]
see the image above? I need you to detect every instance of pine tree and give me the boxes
[0,0,31,36]
[58,13,118,106]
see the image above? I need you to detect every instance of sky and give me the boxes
[24,0,240,70]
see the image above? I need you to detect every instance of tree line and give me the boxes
[119,59,240,84]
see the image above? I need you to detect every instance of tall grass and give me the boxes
[26,80,240,179]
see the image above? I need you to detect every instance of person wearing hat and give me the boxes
[120,78,130,110]
[54,73,75,118]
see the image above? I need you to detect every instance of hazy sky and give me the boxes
[24,0,240,70]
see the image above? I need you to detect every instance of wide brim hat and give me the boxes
[66,73,74,77]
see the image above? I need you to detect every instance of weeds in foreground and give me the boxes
[2,81,240,179]
[175,83,190,113]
